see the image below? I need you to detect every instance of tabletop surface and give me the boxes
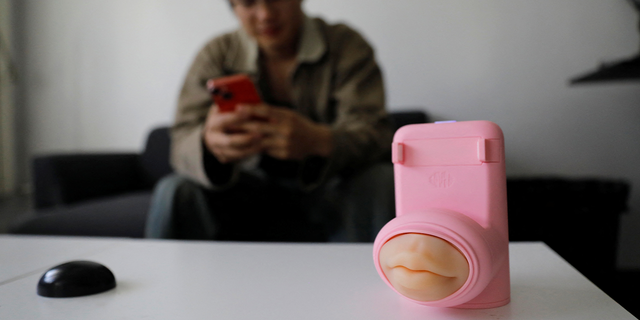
[0,235,635,320]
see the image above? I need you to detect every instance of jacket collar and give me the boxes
[296,16,326,63]
[235,16,326,74]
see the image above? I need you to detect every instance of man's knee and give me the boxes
[146,174,211,239]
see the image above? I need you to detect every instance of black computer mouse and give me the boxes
[37,260,116,298]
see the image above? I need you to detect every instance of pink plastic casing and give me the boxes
[373,120,510,309]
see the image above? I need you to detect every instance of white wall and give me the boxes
[13,0,640,267]
[0,0,16,196]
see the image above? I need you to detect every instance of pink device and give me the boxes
[373,120,510,309]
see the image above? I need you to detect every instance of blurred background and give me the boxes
[0,0,638,270]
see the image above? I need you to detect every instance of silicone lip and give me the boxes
[373,210,494,308]
[375,224,479,307]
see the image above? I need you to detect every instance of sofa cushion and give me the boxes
[10,192,152,238]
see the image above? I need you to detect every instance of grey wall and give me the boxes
[12,0,640,268]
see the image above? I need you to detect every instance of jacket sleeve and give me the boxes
[170,38,240,189]
[322,27,393,182]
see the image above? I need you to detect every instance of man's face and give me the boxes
[231,0,304,54]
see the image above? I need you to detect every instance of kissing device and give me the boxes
[373,120,510,309]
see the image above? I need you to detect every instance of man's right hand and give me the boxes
[202,105,263,164]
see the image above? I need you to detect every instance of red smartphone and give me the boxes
[207,74,261,113]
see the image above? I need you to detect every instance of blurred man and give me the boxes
[146,0,394,242]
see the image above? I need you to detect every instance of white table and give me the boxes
[0,235,635,320]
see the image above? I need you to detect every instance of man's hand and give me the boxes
[202,105,263,164]
[239,104,334,160]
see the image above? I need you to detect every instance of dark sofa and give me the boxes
[10,111,430,238]
[11,127,173,238]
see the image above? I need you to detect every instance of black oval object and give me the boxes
[37,260,116,298]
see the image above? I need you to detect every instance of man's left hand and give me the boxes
[238,104,333,160]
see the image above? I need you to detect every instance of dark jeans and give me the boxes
[145,163,395,242]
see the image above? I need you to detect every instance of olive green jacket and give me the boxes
[171,16,391,190]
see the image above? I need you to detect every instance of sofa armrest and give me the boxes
[33,153,148,209]
[507,177,630,292]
